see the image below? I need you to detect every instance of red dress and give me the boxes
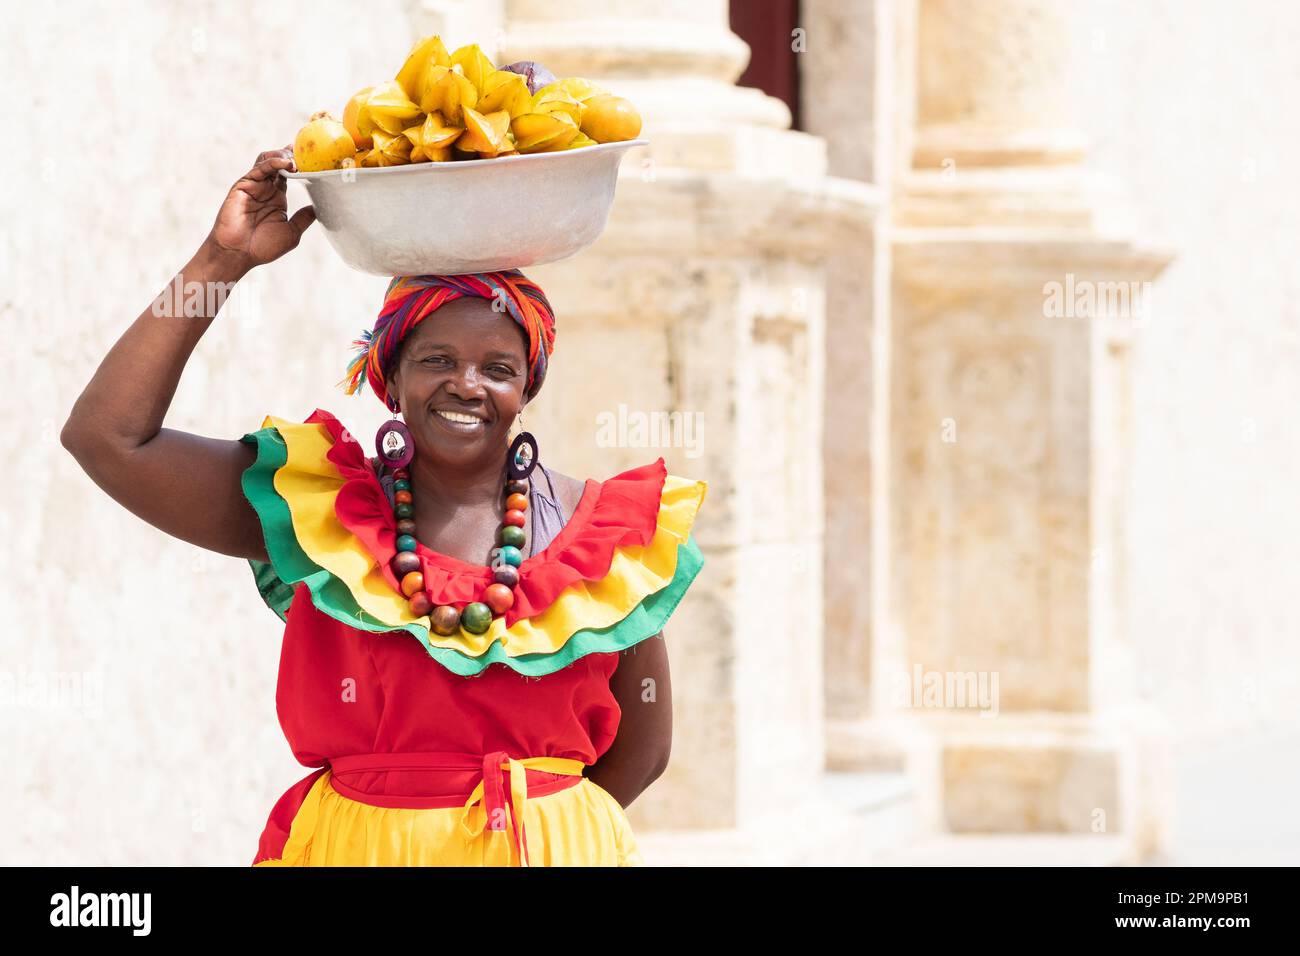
[241,410,706,866]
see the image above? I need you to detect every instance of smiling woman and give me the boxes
[60,147,707,867]
[387,299,532,473]
[240,269,706,867]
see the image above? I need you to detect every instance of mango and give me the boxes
[294,111,357,171]
[579,94,641,143]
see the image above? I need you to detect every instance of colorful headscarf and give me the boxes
[340,270,556,412]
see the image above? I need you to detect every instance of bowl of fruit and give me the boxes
[285,36,646,277]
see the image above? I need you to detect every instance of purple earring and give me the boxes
[376,412,415,469]
[507,410,539,481]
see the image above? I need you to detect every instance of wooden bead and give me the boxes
[499,525,525,549]
[396,534,417,552]
[490,545,523,568]
[431,605,461,636]
[493,565,519,587]
[393,479,411,491]
[484,583,514,613]
[505,493,528,513]
[395,503,414,519]
[503,509,526,528]
[400,571,424,597]
[408,592,432,616]
[394,490,413,505]
[460,602,493,634]
[505,480,528,497]
[391,551,421,577]
[394,468,409,481]
[396,519,417,535]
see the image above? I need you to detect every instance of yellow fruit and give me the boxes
[531,93,583,127]
[295,36,640,165]
[555,131,598,151]
[530,87,587,126]
[370,128,413,166]
[395,34,450,102]
[294,111,357,171]
[477,70,531,118]
[343,86,375,148]
[404,111,464,161]
[458,107,511,154]
[511,111,579,153]
[554,77,607,103]
[418,64,477,126]
[449,44,495,94]
[364,81,422,135]
[579,94,641,143]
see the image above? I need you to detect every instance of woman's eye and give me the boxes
[422,356,451,366]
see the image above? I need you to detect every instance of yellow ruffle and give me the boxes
[254,771,644,867]
[263,415,706,659]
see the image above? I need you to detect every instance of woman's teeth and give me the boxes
[436,410,484,425]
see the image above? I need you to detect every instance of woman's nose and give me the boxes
[446,363,487,396]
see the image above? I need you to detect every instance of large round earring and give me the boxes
[376,412,415,469]
[507,410,539,481]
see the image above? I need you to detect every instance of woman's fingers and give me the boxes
[254,145,293,166]
[287,205,316,238]
[243,153,295,183]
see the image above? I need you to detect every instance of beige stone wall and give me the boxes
[0,1,465,865]
[808,0,1300,860]
[1066,0,1300,734]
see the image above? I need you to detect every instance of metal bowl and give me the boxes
[281,139,647,277]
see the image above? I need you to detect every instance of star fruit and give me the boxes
[418,63,478,126]
[363,80,422,135]
[403,111,462,162]
[457,106,514,157]
[365,128,414,166]
[395,34,450,102]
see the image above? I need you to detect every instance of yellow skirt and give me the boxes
[255,753,644,867]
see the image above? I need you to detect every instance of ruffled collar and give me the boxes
[305,409,667,628]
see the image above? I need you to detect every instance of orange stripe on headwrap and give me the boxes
[339,270,557,411]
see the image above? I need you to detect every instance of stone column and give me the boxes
[496,0,881,845]
[886,0,1175,861]
[800,0,910,772]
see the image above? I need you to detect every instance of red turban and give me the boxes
[341,270,556,412]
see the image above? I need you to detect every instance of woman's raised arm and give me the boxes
[61,147,316,562]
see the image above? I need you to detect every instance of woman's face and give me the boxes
[386,297,530,471]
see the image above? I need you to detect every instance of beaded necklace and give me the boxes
[386,457,532,638]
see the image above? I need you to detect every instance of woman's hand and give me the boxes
[206,146,317,276]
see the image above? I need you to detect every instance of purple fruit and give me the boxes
[500,60,557,95]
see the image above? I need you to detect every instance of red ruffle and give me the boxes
[304,409,668,627]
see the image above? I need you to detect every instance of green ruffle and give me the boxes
[239,424,704,677]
